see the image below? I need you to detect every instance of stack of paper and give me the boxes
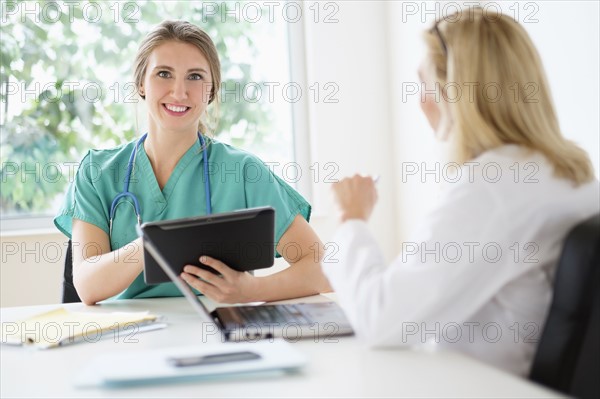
[74,340,307,387]
[1,308,160,349]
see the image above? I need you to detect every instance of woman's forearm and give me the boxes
[73,238,144,305]
[252,215,331,302]
[253,256,333,302]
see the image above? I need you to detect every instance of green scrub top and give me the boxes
[54,137,311,299]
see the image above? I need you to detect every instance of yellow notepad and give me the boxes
[1,308,160,349]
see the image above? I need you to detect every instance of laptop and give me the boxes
[137,223,354,342]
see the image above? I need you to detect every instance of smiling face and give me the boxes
[140,40,213,136]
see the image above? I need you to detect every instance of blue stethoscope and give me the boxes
[109,132,211,237]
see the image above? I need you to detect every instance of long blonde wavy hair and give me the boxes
[424,8,593,185]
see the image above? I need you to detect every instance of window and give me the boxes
[1,0,301,231]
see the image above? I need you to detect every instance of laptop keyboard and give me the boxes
[237,304,309,325]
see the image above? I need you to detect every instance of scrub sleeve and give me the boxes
[54,150,110,237]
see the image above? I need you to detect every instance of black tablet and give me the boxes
[141,206,275,284]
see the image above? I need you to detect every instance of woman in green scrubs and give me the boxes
[54,20,331,305]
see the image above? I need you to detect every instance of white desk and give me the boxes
[1,296,561,398]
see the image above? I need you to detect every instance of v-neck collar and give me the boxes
[135,138,204,212]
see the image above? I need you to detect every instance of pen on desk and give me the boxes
[57,321,168,347]
[168,351,262,367]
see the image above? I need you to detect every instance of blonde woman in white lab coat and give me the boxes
[324,8,599,376]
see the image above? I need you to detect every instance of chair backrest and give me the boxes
[529,213,600,398]
[62,239,81,303]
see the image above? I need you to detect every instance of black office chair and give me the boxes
[529,213,600,399]
[62,239,81,303]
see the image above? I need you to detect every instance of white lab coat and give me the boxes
[323,145,599,376]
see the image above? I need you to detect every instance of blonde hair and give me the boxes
[424,8,593,185]
[133,20,220,136]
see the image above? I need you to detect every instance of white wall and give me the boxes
[2,1,598,307]
[1,232,66,307]
[301,0,398,260]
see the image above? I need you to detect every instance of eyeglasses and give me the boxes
[430,20,448,56]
